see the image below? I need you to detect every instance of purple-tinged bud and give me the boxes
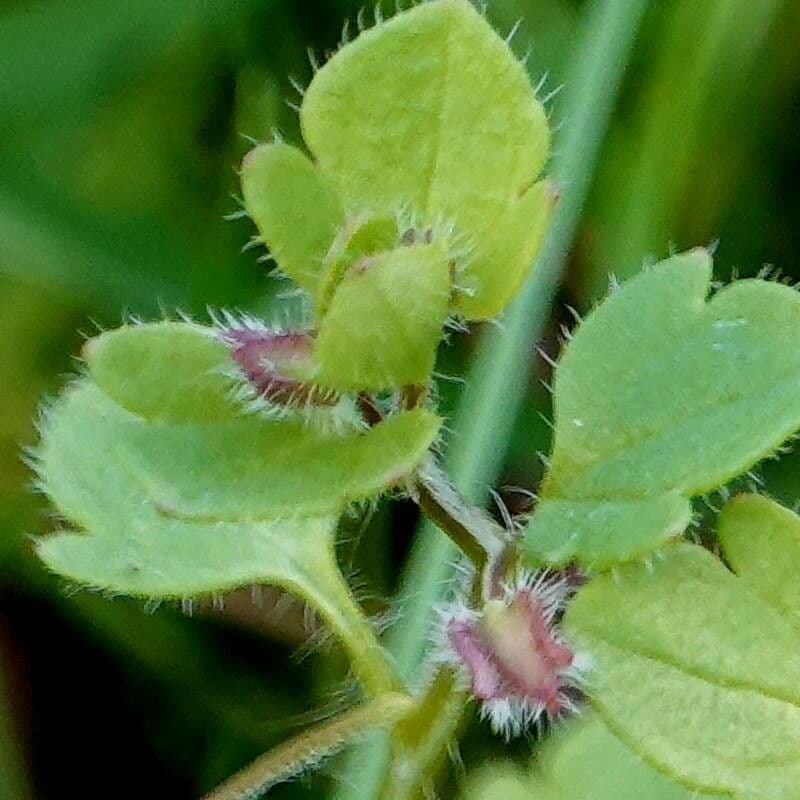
[220,324,331,407]
[438,572,586,738]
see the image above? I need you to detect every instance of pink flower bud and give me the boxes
[219,323,333,408]
[438,573,586,738]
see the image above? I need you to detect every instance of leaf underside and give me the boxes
[524,249,800,569]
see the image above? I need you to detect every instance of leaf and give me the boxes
[36,381,434,693]
[85,321,240,423]
[314,242,452,390]
[241,142,345,297]
[565,543,800,799]
[523,249,800,569]
[316,211,399,318]
[530,714,718,800]
[527,494,691,568]
[300,0,552,320]
[718,493,800,625]
[37,381,440,532]
[460,713,715,799]
[458,765,531,800]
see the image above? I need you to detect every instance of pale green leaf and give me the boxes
[530,714,718,800]
[527,493,691,568]
[241,142,345,297]
[85,321,239,423]
[314,243,451,390]
[458,765,531,800]
[317,211,399,318]
[301,0,552,320]
[38,382,440,530]
[719,493,800,628]
[565,543,800,799]
[524,249,800,569]
[460,714,711,799]
[36,381,436,693]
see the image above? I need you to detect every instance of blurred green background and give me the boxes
[1,0,799,797]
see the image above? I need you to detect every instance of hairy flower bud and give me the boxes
[438,573,586,738]
[219,321,332,410]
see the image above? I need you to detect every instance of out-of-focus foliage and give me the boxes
[1,0,799,798]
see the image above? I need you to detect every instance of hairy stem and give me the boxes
[202,693,413,800]
[380,669,467,800]
[299,543,404,697]
[335,0,651,796]
[414,457,511,597]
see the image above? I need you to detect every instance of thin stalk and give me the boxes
[202,693,413,800]
[335,0,651,796]
[413,457,508,579]
[303,542,404,697]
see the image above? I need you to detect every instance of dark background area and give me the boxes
[1,0,799,797]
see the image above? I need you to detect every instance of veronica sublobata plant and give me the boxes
[31,2,800,798]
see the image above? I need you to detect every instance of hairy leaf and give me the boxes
[719,493,800,624]
[566,544,800,799]
[315,243,451,390]
[317,211,399,318]
[86,321,239,423]
[38,381,439,528]
[301,0,552,319]
[35,380,435,694]
[241,142,345,297]
[524,249,800,569]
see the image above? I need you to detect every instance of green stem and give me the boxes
[380,669,467,800]
[303,543,404,697]
[414,457,509,582]
[202,693,413,800]
[335,0,651,796]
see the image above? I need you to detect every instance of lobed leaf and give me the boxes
[86,321,239,423]
[39,380,440,526]
[718,493,800,625]
[314,242,451,391]
[301,0,552,319]
[565,543,800,799]
[524,249,800,569]
[241,142,345,298]
[36,381,440,595]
